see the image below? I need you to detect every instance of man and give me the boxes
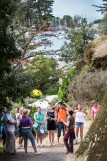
[5,103,17,155]
[55,101,67,144]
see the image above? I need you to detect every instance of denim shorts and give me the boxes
[17,126,22,137]
[75,122,84,128]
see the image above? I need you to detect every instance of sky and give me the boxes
[52,0,103,22]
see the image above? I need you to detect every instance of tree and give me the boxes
[0,0,55,110]
[61,18,96,62]
[93,0,107,35]
[93,0,107,14]
[0,0,21,109]
[4,57,59,101]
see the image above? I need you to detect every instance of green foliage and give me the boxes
[0,0,21,109]
[44,85,59,95]
[58,66,77,101]
[29,107,36,121]
[93,0,107,35]
[2,57,58,102]
[61,18,96,62]
[0,0,55,114]
[80,65,90,76]
[0,146,6,154]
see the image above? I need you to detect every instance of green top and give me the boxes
[34,112,44,132]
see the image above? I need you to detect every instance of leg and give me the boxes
[75,127,79,139]
[6,131,10,153]
[69,129,74,153]
[62,123,65,136]
[6,132,16,154]
[39,133,43,145]
[22,130,28,154]
[80,126,84,141]
[51,130,55,144]
[64,129,70,153]
[57,123,61,144]
[48,131,52,145]
[28,129,37,153]
[36,132,39,144]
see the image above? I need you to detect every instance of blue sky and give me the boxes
[52,0,103,22]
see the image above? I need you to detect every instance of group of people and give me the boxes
[1,100,100,155]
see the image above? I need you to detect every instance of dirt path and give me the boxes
[0,119,92,161]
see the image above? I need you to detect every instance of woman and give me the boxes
[34,107,44,147]
[91,100,100,121]
[63,110,75,154]
[46,106,56,146]
[15,106,23,147]
[75,104,87,143]
[19,109,40,155]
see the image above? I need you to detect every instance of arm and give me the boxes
[6,114,16,125]
[91,109,94,121]
[45,112,50,120]
[29,117,33,130]
[63,120,70,127]
[16,113,21,119]
[34,114,43,124]
[7,120,16,125]
[82,109,87,118]
[63,101,71,109]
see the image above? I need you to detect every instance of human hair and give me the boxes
[37,106,41,110]
[23,109,28,115]
[58,101,63,106]
[68,110,74,116]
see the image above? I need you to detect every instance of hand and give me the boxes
[14,121,17,125]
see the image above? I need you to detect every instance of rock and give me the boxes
[84,36,107,69]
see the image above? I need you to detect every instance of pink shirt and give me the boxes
[91,104,100,119]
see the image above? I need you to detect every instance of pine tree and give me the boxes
[0,0,21,108]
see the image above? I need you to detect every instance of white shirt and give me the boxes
[16,113,22,126]
[5,112,15,133]
[75,111,85,123]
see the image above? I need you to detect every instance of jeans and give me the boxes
[57,122,65,138]
[22,128,36,148]
[64,128,74,153]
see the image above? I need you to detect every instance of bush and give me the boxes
[68,70,107,105]
[0,146,6,154]
[58,66,77,101]
[31,89,42,98]
[45,85,59,95]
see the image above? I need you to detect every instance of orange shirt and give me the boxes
[56,108,67,122]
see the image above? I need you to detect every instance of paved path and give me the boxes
[0,119,92,161]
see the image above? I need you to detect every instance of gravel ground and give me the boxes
[0,119,92,161]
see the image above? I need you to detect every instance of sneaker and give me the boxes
[65,151,70,154]
[40,144,44,147]
[25,153,30,156]
[75,139,78,144]
[51,143,55,146]
[37,143,40,147]
[18,144,23,148]
[10,152,17,155]
[34,152,42,155]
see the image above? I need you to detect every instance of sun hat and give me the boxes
[40,126,45,134]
